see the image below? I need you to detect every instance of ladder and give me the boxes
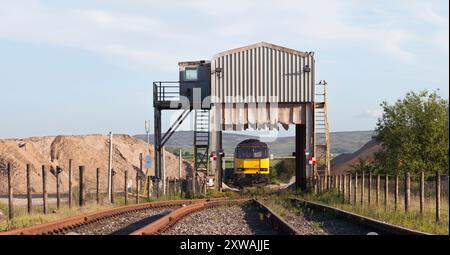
[314,80,331,177]
[194,109,210,174]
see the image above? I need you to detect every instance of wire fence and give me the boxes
[313,171,449,223]
[0,161,200,221]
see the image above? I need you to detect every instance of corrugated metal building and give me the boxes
[211,42,315,103]
[208,42,316,188]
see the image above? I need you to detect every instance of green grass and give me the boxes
[0,202,118,231]
[294,190,449,235]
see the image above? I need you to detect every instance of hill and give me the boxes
[330,139,382,175]
[134,130,375,156]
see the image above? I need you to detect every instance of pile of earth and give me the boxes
[0,134,192,194]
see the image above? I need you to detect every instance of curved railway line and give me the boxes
[0,198,228,235]
[131,199,300,235]
[0,196,429,235]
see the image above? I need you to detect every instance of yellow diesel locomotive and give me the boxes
[233,139,270,186]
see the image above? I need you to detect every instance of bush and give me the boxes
[270,159,295,183]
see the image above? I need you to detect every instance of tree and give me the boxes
[374,90,448,177]
[270,158,295,182]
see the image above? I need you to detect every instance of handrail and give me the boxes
[153,81,181,106]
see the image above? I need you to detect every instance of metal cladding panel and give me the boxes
[212,42,314,104]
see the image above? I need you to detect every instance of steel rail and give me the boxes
[289,198,431,235]
[132,198,300,235]
[252,199,301,235]
[0,198,229,235]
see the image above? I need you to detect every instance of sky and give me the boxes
[0,0,448,139]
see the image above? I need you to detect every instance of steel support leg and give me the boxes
[296,124,307,191]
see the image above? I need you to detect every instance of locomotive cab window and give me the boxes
[184,68,198,81]
[236,147,268,159]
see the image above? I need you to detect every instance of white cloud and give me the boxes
[356,110,382,119]
[0,0,446,71]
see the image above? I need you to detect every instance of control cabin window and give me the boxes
[184,68,198,81]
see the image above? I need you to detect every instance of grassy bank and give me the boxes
[291,190,448,235]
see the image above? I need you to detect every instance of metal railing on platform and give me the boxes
[153,81,180,107]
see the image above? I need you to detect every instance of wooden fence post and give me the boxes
[361,171,365,206]
[420,171,424,215]
[317,176,321,194]
[405,172,410,212]
[320,175,324,192]
[330,175,333,190]
[376,174,380,206]
[42,165,47,214]
[56,167,60,209]
[436,171,440,222]
[173,178,177,195]
[354,172,358,205]
[26,164,32,214]
[156,178,160,198]
[322,175,325,193]
[314,176,318,194]
[166,177,169,196]
[137,154,142,204]
[124,170,128,205]
[343,174,347,203]
[96,168,100,204]
[338,174,342,194]
[319,175,323,193]
[394,174,398,211]
[7,163,14,220]
[68,159,72,208]
[348,173,352,204]
[384,175,389,208]
[79,166,85,207]
[329,175,333,191]
[368,172,372,206]
[111,169,115,204]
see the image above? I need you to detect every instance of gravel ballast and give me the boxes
[164,205,277,235]
[264,200,376,235]
[67,206,180,235]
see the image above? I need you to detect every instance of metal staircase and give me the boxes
[194,109,210,173]
[314,80,331,176]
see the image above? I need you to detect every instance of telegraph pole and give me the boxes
[107,132,113,201]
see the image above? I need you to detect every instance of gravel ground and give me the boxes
[66,206,180,235]
[164,205,277,235]
[266,200,376,235]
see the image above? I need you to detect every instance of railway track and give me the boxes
[287,198,430,235]
[0,198,229,235]
[0,196,430,235]
[131,199,300,235]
